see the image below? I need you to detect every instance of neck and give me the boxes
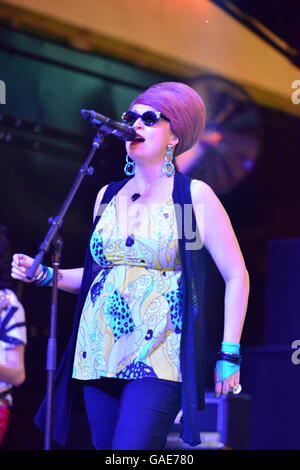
[133,164,167,189]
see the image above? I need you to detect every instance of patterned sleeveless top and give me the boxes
[73,195,183,382]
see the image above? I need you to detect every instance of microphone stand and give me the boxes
[26,129,106,450]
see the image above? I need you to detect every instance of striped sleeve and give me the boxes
[0,289,26,347]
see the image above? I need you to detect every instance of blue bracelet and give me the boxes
[33,265,53,287]
[221,342,240,355]
[39,266,53,286]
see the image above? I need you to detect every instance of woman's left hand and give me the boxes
[214,362,241,397]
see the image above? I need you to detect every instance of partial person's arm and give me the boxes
[0,345,25,387]
[0,291,26,387]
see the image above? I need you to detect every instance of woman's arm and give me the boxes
[191,180,250,393]
[191,180,249,340]
[55,267,84,294]
[11,255,84,294]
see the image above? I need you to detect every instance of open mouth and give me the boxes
[134,134,145,143]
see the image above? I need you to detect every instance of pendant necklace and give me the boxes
[130,175,167,202]
[131,193,141,202]
[127,175,167,247]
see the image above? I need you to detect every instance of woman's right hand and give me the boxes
[11,254,42,283]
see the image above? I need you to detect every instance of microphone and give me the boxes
[81,109,137,141]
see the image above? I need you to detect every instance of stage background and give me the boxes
[0,1,300,450]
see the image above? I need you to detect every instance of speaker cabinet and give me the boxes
[242,345,300,449]
[166,392,251,450]
[265,238,300,344]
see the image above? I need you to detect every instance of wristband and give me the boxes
[39,266,53,286]
[215,360,240,382]
[221,342,240,355]
[220,342,242,364]
[215,341,241,382]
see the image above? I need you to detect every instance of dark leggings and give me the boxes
[83,377,182,450]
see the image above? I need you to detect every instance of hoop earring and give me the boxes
[162,144,175,177]
[124,154,136,176]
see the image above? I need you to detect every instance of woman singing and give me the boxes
[11,82,249,450]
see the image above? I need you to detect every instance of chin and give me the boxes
[128,147,146,160]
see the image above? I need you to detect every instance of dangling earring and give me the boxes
[124,154,136,176]
[162,144,175,177]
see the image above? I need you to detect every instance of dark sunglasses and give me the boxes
[121,110,170,127]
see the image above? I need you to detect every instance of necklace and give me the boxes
[131,193,141,202]
[130,175,169,202]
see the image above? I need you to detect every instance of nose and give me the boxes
[133,117,144,129]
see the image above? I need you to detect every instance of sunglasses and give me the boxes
[121,110,170,127]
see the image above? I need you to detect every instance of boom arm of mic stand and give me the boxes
[26,130,106,280]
